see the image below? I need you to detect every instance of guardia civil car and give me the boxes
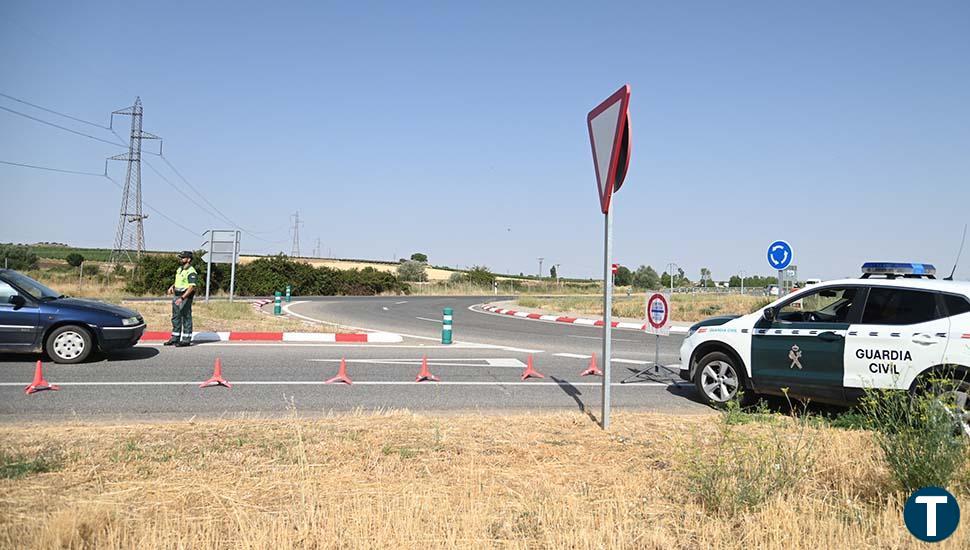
[679,263,970,421]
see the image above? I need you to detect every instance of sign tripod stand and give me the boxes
[622,291,679,384]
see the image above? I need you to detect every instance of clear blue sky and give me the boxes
[2,1,968,280]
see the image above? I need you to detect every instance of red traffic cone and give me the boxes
[521,355,545,381]
[325,357,353,385]
[415,355,439,382]
[580,353,603,377]
[24,360,59,395]
[200,357,232,388]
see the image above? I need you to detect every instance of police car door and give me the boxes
[844,287,949,393]
[751,286,862,402]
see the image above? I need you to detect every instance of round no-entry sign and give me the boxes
[646,293,670,330]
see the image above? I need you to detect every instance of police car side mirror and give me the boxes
[762,307,776,322]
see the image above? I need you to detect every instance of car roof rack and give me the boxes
[861,262,936,279]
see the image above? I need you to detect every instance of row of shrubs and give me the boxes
[125,253,410,296]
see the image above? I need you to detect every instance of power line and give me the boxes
[0,159,104,177]
[0,92,109,129]
[0,104,124,148]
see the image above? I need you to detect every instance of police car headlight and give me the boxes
[121,316,141,326]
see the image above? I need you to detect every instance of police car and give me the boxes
[679,262,970,424]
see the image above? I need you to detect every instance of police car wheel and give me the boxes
[45,325,93,364]
[694,351,746,407]
[923,374,970,438]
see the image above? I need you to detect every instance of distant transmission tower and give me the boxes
[290,212,303,257]
[108,97,159,264]
[313,237,321,258]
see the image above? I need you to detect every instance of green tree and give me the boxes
[729,275,742,287]
[0,244,38,270]
[699,268,712,287]
[410,252,428,263]
[614,265,633,286]
[633,265,660,289]
[397,260,427,282]
[549,265,557,279]
[65,253,85,268]
[465,265,496,287]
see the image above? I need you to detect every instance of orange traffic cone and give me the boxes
[24,360,59,395]
[325,357,353,385]
[521,355,545,380]
[580,353,603,377]
[200,358,232,388]
[415,355,439,382]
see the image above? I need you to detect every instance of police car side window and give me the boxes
[862,288,941,325]
[778,287,857,323]
[943,294,970,316]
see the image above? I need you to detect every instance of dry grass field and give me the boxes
[1,410,966,549]
[516,293,770,323]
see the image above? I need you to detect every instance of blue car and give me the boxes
[0,269,145,363]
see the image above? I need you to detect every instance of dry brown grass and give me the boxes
[1,411,964,549]
[516,294,770,323]
[126,301,342,334]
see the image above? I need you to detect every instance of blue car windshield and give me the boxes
[4,271,62,300]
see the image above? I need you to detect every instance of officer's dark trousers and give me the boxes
[171,294,193,342]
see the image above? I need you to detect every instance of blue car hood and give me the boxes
[48,298,139,318]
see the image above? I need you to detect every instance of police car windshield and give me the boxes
[2,271,62,300]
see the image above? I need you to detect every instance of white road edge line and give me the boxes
[415,317,442,323]
[0,381,668,387]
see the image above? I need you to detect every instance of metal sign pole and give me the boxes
[205,230,213,303]
[777,269,783,296]
[601,206,614,429]
[229,230,239,302]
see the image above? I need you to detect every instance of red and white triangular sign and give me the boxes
[587,85,631,214]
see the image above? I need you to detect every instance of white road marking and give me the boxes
[567,335,639,342]
[613,358,651,365]
[382,306,389,311]
[307,358,527,368]
[0,381,668,387]
[554,353,592,359]
[395,301,408,305]
[285,301,543,354]
[415,316,441,323]
[139,343,489,349]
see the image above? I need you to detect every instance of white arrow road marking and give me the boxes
[415,317,441,323]
[395,301,408,304]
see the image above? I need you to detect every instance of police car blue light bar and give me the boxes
[861,262,936,278]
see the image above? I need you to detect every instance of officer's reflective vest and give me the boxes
[174,266,199,292]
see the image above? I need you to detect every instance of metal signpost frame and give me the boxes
[622,292,678,384]
[202,229,241,302]
[587,84,632,429]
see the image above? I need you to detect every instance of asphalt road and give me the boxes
[0,296,708,421]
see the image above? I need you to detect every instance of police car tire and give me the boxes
[45,325,93,364]
[693,351,754,407]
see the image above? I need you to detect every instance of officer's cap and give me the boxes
[178,250,194,259]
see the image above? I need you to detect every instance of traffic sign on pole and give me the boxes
[767,240,793,295]
[767,240,793,270]
[611,263,619,274]
[588,84,632,430]
[587,85,632,215]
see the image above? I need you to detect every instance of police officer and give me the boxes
[165,251,199,347]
